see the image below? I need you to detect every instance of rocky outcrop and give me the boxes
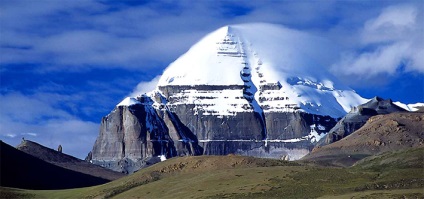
[89,88,338,173]
[316,97,406,147]
[90,95,204,173]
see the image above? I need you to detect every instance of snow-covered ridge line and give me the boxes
[394,102,424,112]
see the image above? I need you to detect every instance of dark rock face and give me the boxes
[90,86,338,173]
[169,105,264,141]
[91,95,204,173]
[316,97,406,147]
[91,102,173,173]
[265,112,335,139]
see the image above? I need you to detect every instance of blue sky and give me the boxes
[1,0,423,159]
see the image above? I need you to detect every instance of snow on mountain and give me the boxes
[117,97,141,106]
[157,23,337,86]
[94,23,415,172]
[152,23,368,118]
[394,102,424,111]
[92,24,367,172]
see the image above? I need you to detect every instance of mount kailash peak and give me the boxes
[88,23,369,173]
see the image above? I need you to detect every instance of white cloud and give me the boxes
[0,92,99,159]
[331,3,424,85]
[129,75,161,97]
[22,132,37,137]
[0,92,73,123]
[0,1,223,70]
[335,42,411,77]
[0,119,99,159]
[362,5,418,44]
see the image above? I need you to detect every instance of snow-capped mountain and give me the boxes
[89,23,369,173]
[157,23,367,118]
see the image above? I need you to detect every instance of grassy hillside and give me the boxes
[2,148,423,198]
[353,146,424,170]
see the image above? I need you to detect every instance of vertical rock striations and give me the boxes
[90,92,339,173]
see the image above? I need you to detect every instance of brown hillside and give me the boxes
[301,112,424,167]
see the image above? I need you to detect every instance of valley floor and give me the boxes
[1,148,423,199]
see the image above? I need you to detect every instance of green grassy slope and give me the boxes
[1,148,423,198]
[353,146,424,171]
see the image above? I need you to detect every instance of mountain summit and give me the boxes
[89,23,368,173]
[157,23,367,118]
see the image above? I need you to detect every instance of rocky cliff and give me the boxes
[89,89,339,173]
[90,95,204,173]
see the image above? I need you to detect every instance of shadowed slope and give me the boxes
[17,140,124,181]
[0,141,109,190]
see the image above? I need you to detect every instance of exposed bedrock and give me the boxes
[89,89,338,173]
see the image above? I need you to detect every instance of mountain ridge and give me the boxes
[17,140,125,181]
[0,140,110,190]
[154,23,367,118]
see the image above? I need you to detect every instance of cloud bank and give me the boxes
[129,75,161,97]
